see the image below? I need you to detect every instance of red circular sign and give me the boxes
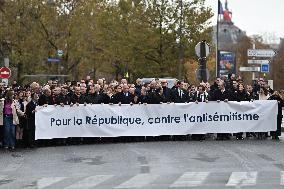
[0,67,11,79]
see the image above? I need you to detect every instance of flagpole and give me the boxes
[216,1,220,77]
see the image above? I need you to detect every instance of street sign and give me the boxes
[57,50,64,57]
[239,67,260,72]
[247,49,277,57]
[0,67,11,79]
[248,59,270,64]
[195,41,210,58]
[47,58,60,62]
[261,64,269,73]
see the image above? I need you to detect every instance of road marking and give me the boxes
[64,175,113,189]
[170,172,209,187]
[115,174,159,188]
[281,171,284,185]
[226,172,257,186]
[37,177,66,189]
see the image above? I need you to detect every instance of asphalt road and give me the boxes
[1,135,284,189]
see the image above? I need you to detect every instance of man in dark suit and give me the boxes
[170,81,188,141]
[85,85,102,104]
[24,93,38,148]
[212,81,233,140]
[160,80,171,102]
[116,84,135,104]
[212,81,232,102]
[193,85,209,103]
[51,87,62,105]
[191,85,209,141]
[38,88,53,106]
[57,87,71,105]
[70,86,86,104]
[170,81,189,103]
[146,81,164,104]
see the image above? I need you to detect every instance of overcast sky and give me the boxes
[205,0,284,43]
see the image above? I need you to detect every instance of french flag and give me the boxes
[218,0,224,15]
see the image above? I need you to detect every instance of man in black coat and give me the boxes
[57,87,71,105]
[51,87,62,105]
[115,84,135,104]
[191,85,209,141]
[24,93,39,148]
[145,81,164,104]
[246,84,257,101]
[212,81,234,140]
[85,85,102,104]
[160,80,171,102]
[70,87,86,104]
[170,81,189,103]
[38,88,53,106]
[193,85,209,102]
[212,81,233,101]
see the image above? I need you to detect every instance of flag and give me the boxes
[218,0,223,15]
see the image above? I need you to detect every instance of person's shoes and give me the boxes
[272,136,279,140]
[9,147,15,152]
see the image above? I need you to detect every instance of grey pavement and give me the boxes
[1,135,284,189]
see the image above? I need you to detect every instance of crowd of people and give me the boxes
[0,74,283,151]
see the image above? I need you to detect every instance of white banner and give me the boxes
[35,101,278,139]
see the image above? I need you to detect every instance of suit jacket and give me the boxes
[193,92,209,102]
[38,94,53,106]
[162,86,171,102]
[85,93,102,104]
[54,94,71,105]
[146,89,164,104]
[212,89,233,101]
[115,92,135,104]
[100,92,111,104]
[170,88,189,103]
[70,94,86,104]
[235,91,250,102]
